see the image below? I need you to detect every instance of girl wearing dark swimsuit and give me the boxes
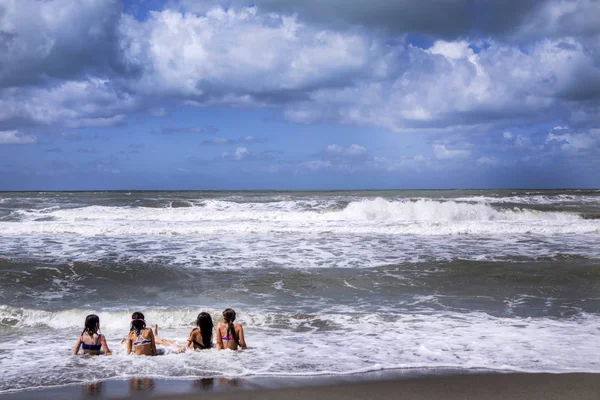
[72,314,112,355]
[216,308,247,350]
[187,312,214,350]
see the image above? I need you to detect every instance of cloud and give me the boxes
[161,126,218,135]
[433,144,471,160]
[176,0,546,38]
[546,130,598,153]
[0,0,126,89]
[221,147,279,161]
[322,144,369,163]
[119,7,380,102]
[201,136,266,145]
[0,79,136,129]
[0,130,37,144]
[476,156,499,166]
[1,1,599,136]
[202,137,235,145]
[239,136,266,143]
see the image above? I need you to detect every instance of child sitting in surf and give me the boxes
[124,312,185,355]
[216,308,247,350]
[187,312,214,350]
[72,314,112,356]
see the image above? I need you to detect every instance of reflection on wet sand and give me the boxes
[193,378,215,391]
[83,382,103,397]
[192,377,243,392]
[129,378,155,394]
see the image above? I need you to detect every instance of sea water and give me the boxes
[1,190,599,393]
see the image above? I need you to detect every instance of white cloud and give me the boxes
[120,7,377,99]
[427,40,473,60]
[433,144,471,160]
[0,130,37,144]
[322,144,369,163]
[1,1,599,136]
[0,79,136,128]
[302,160,332,170]
[204,137,234,145]
[503,131,513,139]
[546,131,597,152]
[476,156,499,166]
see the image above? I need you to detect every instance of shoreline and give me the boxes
[2,370,600,400]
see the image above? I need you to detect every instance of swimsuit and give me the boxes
[189,328,208,349]
[133,334,152,347]
[81,333,102,351]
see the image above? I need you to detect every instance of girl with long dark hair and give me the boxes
[187,312,214,350]
[216,308,247,350]
[72,314,112,355]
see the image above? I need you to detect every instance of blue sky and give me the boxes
[0,0,599,190]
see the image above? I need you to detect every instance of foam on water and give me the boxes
[1,305,599,393]
[1,199,594,238]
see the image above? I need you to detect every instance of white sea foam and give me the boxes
[1,199,593,238]
[1,305,599,393]
[1,197,599,269]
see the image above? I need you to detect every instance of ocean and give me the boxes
[1,190,599,394]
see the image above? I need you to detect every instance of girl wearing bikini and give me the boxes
[72,314,112,355]
[216,308,247,350]
[126,312,158,356]
[187,312,214,350]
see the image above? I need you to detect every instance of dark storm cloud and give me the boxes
[0,0,131,89]
[181,0,547,38]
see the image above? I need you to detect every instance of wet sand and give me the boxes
[1,372,599,400]
[154,373,600,400]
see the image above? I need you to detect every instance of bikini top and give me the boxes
[132,331,152,347]
[81,333,102,351]
[189,328,208,349]
[220,325,239,344]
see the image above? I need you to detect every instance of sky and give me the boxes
[0,0,599,190]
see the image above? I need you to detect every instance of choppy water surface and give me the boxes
[1,190,600,393]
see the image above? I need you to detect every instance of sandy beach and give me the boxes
[1,372,599,400]
[159,373,600,400]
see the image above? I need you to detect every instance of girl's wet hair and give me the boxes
[196,312,214,349]
[82,314,100,337]
[130,311,146,336]
[222,308,240,346]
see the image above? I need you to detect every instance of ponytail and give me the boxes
[222,308,241,346]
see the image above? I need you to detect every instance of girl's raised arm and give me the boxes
[101,335,112,356]
[72,336,82,355]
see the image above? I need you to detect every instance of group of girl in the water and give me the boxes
[72,308,247,356]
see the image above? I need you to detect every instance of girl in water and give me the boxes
[72,314,112,355]
[187,312,214,350]
[216,308,247,350]
[126,312,158,356]
[124,312,186,355]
